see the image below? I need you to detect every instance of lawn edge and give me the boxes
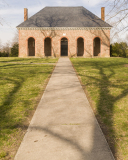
[70,58,117,159]
[11,59,59,159]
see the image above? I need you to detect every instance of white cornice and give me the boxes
[17,27,112,30]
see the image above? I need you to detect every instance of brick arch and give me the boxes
[27,37,35,56]
[76,37,84,56]
[60,37,69,56]
[44,37,52,56]
[60,36,69,41]
[27,36,36,41]
[93,36,102,56]
[76,36,85,41]
[43,36,52,41]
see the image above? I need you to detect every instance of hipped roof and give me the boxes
[17,6,112,28]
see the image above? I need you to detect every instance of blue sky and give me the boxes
[0,0,127,45]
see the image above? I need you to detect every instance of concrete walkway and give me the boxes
[14,57,115,160]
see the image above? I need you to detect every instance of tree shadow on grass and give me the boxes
[72,58,128,159]
[0,63,53,147]
[0,66,28,131]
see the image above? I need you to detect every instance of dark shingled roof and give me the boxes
[17,6,112,28]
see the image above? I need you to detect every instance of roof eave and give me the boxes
[16,27,112,30]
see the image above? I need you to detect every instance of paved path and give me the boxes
[14,57,115,160]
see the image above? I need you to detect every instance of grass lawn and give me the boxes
[0,57,58,159]
[0,57,57,63]
[70,57,128,160]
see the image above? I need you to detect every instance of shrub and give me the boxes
[111,42,128,57]
[0,51,8,57]
[10,43,19,57]
[112,53,118,57]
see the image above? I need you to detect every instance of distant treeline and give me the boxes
[0,43,18,57]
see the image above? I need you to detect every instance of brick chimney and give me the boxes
[24,8,28,21]
[101,7,105,21]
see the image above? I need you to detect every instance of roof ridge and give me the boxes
[45,6,83,7]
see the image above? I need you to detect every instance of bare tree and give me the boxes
[12,30,19,45]
[0,39,3,51]
[2,40,11,52]
[0,0,10,26]
[126,33,128,44]
[104,0,128,41]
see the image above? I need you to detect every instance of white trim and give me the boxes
[17,27,112,30]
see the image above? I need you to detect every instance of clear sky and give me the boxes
[0,0,127,45]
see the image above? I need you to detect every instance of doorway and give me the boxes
[61,38,68,56]
[93,37,101,56]
[28,37,35,56]
[44,37,51,56]
[77,37,84,56]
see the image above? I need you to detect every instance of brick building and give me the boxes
[17,6,112,57]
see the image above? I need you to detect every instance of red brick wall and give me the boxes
[18,29,110,57]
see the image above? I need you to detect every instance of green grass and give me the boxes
[0,57,57,63]
[0,57,58,159]
[70,57,128,160]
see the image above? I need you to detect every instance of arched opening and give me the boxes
[77,37,84,56]
[44,37,51,56]
[28,37,35,56]
[93,37,101,56]
[61,38,68,56]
